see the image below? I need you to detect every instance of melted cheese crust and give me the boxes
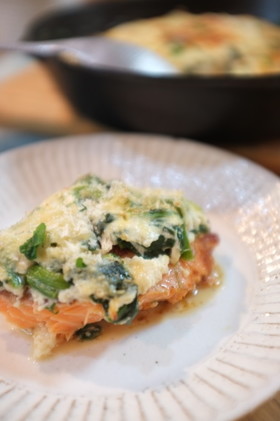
[0,175,208,314]
[105,10,280,75]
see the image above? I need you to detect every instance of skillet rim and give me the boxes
[24,0,280,84]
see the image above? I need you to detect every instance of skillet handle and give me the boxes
[0,41,59,58]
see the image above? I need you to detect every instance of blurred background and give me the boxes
[0,0,279,175]
[0,0,102,152]
[0,0,82,42]
[0,1,279,419]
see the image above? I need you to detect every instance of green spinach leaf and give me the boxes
[19,223,46,260]
[75,323,102,341]
[191,224,209,235]
[98,261,131,291]
[115,297,139,325]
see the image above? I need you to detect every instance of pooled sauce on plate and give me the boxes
[52,264,223,358]
[1,265,222,358]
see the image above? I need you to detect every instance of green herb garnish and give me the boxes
[19,223,46,260]
[75,257,87,268]
[170,41,185,55]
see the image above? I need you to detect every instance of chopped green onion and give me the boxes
[145,209,175,220]
[6,268,25,288]
[26,264,70,299]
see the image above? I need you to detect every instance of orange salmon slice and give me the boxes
[0,233,218,351]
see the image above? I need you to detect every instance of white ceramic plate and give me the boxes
[0,133,279,421]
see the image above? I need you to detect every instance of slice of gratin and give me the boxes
[0,175,218,359]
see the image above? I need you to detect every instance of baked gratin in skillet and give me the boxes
[105,10,280,75]
[22,0,280,141]
[0,175,218,359]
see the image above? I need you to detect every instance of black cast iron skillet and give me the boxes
[25,0,280,143]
